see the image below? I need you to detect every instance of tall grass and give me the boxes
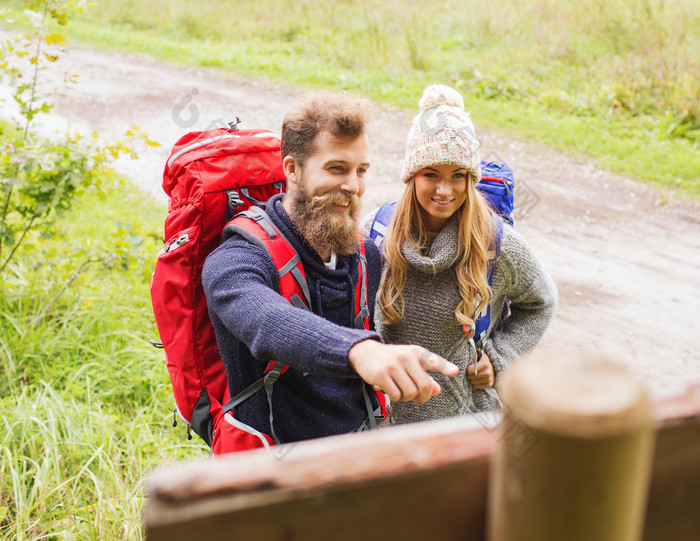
[0,182,208,539]
[3,0,698,194]
[75,0,700,122]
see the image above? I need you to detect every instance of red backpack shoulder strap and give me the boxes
[219,207,309,446]
[356,234,388,421]
[222,207,311,311]
[354,232,370,330]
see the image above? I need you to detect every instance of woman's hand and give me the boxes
[466,353,495,389]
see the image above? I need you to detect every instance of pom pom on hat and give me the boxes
[401,84,481,184]
[419,84,465,113]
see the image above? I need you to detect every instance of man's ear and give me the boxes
[283,156,300,187]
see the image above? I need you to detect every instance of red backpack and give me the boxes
[150,123,285,449]
[150,122,384,455]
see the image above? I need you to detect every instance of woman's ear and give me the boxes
[283,156,299,187]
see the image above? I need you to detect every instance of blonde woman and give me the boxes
[374,84,558,424]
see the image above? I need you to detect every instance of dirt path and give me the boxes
[2,46,698,397]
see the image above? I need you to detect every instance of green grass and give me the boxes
[0,178,208,539]
[2,0,698,197]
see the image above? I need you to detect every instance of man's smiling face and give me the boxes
[284,130,370,258]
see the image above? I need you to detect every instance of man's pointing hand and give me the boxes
[349,340,458,403]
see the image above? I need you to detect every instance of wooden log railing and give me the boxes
[144,351,700,541]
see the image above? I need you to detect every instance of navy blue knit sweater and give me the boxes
[202,194,383,444]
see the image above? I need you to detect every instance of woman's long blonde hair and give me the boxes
[377,176,497,328]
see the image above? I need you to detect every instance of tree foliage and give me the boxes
[0,1,152,286]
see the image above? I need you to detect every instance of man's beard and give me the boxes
[289,181,362,257]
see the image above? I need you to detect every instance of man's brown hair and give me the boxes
[281,91,372,166]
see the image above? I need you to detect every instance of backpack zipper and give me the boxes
[167,131,280,168]
[480,176,512,196]
[167,134,241,168]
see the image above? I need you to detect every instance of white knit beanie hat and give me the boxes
[401,84,481,184]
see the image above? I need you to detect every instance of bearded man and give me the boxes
[202,92,457,448]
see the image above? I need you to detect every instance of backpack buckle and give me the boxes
[264,365,283,386]
[354,305,370,329]
[226,189,243,219]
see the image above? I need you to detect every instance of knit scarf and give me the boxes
[402,214,460,275]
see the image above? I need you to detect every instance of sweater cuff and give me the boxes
[484,339,511,378]
[347,334,383,355]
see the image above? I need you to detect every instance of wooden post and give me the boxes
[488,349,655,541]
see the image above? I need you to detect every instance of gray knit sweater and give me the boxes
[375,214,558,424]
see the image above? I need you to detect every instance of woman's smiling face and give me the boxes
[413,164,469,233]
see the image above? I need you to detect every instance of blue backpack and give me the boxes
[368,160,515,347]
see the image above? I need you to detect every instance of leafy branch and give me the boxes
[0,1,155,279]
